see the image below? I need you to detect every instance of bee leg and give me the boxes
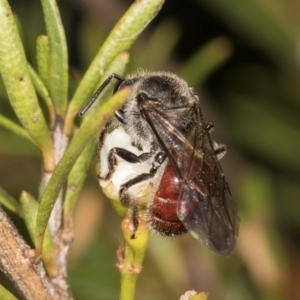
[99,147,154,181]
[119,152,166,237]
[119,173,154,238]
[115,109,125,124]
[207,122,227,160]
[120,194,139,239]
[213,142,227,160]
[206,121,214,133]
[130,202,139,239]
[98,120,112,158]
[131,141,143,151]
[119,152,166,199]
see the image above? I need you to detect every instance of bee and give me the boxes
[80,70,239,256]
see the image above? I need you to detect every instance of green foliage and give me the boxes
[0,0,163,298]
[0,0,299,299]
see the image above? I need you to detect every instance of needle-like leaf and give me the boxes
[64,52,130,226]
[179,37,233,86]
[64,0,164,136]
[20,191,58,278]
[28,64,55,128]
[35,87,131,256]
[0,114,37,145]
[40,0,68,116]
[0,0,54,171]
[0,186,22,217]
[36,35,50,90]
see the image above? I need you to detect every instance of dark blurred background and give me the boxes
[1,0,300,299]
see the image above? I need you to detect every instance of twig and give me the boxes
[49,120,72,298]
[119,216,150,300]
[0,206,59,300]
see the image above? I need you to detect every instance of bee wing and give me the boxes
[178,154,238,256]
[145,106,238,256]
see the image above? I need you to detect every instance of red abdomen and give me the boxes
[149,161,187,236]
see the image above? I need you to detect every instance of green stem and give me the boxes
[119,217,150,300]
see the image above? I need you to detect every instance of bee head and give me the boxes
[119,72,198,148]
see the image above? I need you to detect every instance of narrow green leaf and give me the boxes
[63,52,130,225]
[40,0,68,116]
[0,284,17,300]
[20,191,58,277]
[0,114,37,145]
[179,36,233,86]
[27,64,55,128]
[0,0,54,170]
[35,87,131,256]
[0,186,22,217]
[64,0,164,135]
[36,35,50,90]
[64,139,96,228]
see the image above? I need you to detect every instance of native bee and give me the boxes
[80,70,239,256]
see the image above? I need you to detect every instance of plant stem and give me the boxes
[0,206,59,299]
[119,216,150,300]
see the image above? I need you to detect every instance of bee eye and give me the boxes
[137,93,163,111]
[136,92,148,103]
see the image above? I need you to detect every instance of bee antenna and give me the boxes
[79,73,124,117]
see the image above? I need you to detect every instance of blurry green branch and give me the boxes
[179,36,233,86]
